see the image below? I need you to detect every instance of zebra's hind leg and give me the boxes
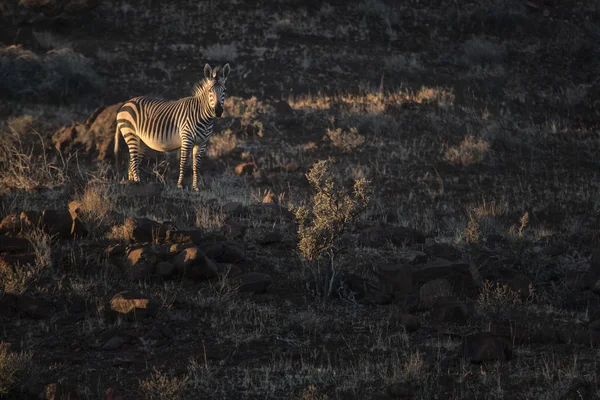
[192,143,207,192]
[125,134,143,182]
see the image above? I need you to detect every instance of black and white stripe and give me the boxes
[114,63,230,190]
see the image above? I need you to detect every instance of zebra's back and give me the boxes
[117,96,195,152]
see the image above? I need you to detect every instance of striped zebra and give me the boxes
[114,63,230,191]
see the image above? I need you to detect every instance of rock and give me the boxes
[17,294,50,319]
[262,190,277,204]
[124,247,157,280]
[412,260,480,298]
[54,103,123,161]
[102,336,126,351]
[124,217,167,243]
[19,210,41,232]
[234,272,272,293]
[174,247,217,280]
[216,263,242,277]
[222,221,247,239]
[430,297,474,324]
[0,214,20,234]
[0,236,30,252]
[108,291,158,320]
[234,162,256,176]
[505,273,532,301]
[566,271,587,291]
[200,242,244,263]
[375,264,412,297]
[419,279,454,307]
[387,380,411,398]
[0,252,36,266]
[165,229,203,245]
[359,226,388,248]
[274,100,294,116]
[400,313,420,332]
[40,209,74,239]
[259,231,283,245]
[461,332,512,363]
[406,250,427,264]
[423,242,461,261]
[391,226,426,246]
[155,261,176,278]
[222,201,245,216]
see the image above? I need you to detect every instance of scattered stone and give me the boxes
[420,279,453,307]
[233,272,272,293]
[102,336,126,351]
[155,261,176,278]
[406,250,427,264]
[222,221,247,239]
[387,379,411,398]
[262,190,277,204]
[234,162,256,176]
[108,291,158,320]
[222,201,245,216]
[124,217,167,243]
[375,264,412,297]
[274,100,294,116]
[430,297,473,324]
[40,209,74,239]
[412,260,480,298]
[505,273,532,301]
[260,231,283,245]
[0,214,20,234]
[174,247,217,280]
[391,226,426,246]
[124,247,157,280]
[0,294,51,319]
[165,229,203,245]
[461,332,512,363]
[216,263,242,277]
[400,313,420,332]
[0,236,30,252]
[0,252,36,267]
[19,210,41,231]
[566,271,587,291]
[423,242,461,261]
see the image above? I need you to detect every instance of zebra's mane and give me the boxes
[192,66,222,98]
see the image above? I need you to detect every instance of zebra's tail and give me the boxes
[114,123,120,171]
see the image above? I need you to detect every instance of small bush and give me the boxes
[139,369,189,400]
[202,44,238,61]
[74,184,117,235]
[444,135,489,166]
[326,127,365,152]
[291,159,372,297]
[0,345,34,396]
[0,44,102,100]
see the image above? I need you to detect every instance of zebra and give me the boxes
[114,63,230,191]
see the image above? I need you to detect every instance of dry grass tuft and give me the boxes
[326,126,365,152]
[444,135,489,166]
[0,345,34,396]
[74,184,117,235]
[139,369,189,400]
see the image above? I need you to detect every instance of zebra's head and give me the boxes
[203,63,230,118]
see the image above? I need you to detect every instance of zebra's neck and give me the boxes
[193,87,215,120]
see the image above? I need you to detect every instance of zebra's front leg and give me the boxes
[178,136,193,189]
[192,143,207,192]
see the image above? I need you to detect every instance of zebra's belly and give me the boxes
[140,132,181,152]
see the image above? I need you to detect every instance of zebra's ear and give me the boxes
[222,63,230,80]
[204,64,212,79]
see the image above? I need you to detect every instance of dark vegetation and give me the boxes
[2,0,600,398]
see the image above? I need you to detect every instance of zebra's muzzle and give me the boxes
[215,103,224,117]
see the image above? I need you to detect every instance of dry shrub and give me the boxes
[444,135,489,166]
[208,129,237,159]
[291,159,372,297]
[74,184,117,235]
[139,369,189,400]
[0,345,34,396]
[462,200,504,244]
[0,44,101,100]
[326,127,365,152]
